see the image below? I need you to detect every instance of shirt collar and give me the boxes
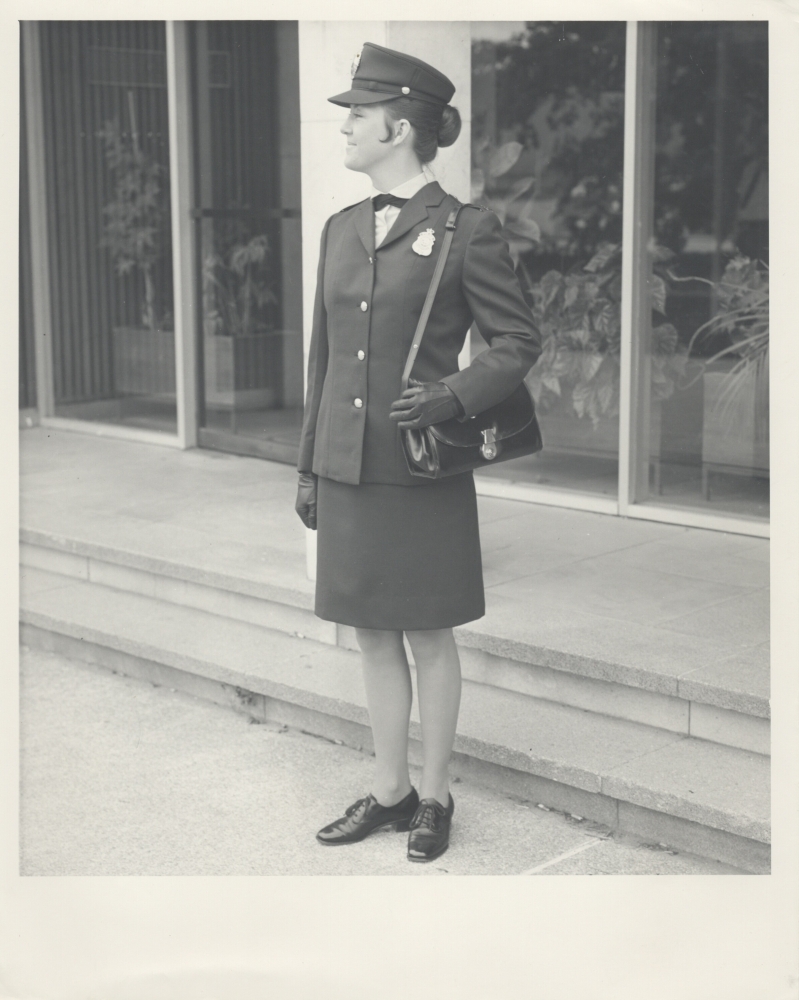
[371,172,429,201]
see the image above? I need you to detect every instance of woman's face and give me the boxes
[340,104,399,173]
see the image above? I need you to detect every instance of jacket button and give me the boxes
[354,398,363,408]
[357,350,365,360]
[360,301,368,311]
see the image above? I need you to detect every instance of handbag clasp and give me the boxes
[480,427,499,460]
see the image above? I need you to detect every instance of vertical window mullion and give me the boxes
[618,21,657,514]
[22,21,56,418]
[166,21,199,447]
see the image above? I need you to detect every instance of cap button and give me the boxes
[401,86,410,95]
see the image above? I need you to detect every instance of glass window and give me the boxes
[20,50,37,412]
[40,22,177,432]
[639,22,768,519]
[191,21,304,463]
[471,22,626,498]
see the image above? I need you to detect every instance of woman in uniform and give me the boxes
[295,42,541,862]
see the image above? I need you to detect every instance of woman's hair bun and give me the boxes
[437,104,462,148]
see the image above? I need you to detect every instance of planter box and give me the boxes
[537,391,662,461]
[203,333,279,410]
[111,328,281,410]
[112,327,176,398]
[702,368,769,496]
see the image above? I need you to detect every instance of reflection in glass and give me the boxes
[471,22,627,497]
[192,21,304,462]
[644,22,768,519]
[40,22,176,431]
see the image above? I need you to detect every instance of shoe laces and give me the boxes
[410,801,440,832]
[344,795,372,819]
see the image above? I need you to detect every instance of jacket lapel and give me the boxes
[352,198,375,257]
[376,181,447,252]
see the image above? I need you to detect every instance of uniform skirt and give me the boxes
[315,473,485,631]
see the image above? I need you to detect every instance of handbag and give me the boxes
[400,203,543,479]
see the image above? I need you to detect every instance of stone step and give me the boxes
[19,566,770,873]
[20,530,770,756]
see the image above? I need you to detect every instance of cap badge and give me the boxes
[350,51,361,78]
[412,228,436,256]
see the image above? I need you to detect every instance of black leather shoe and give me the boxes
[407,794,455,863]
[316,788,419,846]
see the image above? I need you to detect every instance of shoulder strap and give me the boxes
[401,202,463,392]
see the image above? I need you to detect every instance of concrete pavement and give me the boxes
[18,427,770,870]
[19,426,770,712]
[19,645,743,876]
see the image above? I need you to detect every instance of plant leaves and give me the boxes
[650,274,667,314]
[540,271,563,312]
[488,141,523,178]
[652,322,678,355]
[525,371,544,404]
[541,374,562,395]
[580,351,603,382]
[594,301,618,337]
[504,217,541,243]
[597,376,615,413]
[562,327,591,348]
[551,345,578,377]
[584,241,619,273]
[509,176,535,199]
[648,243,676,264]
[571,381,593,419]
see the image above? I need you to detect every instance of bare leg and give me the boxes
[405,628,462,806]
[355,627,414,807]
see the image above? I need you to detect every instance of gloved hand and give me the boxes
[295,472,318,530]
[389,380,465,430]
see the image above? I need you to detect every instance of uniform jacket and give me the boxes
[298,181,542,487]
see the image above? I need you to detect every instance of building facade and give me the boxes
[20,20,769,538]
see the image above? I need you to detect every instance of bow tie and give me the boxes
[372,193,409,212]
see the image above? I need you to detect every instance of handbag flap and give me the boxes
[428,382,535,448]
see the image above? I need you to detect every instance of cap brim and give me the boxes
[327,88,401,107]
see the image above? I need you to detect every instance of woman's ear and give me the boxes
[392,118,412,147]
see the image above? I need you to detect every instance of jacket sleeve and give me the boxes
[440,209,542,418]
[297,218,332,474]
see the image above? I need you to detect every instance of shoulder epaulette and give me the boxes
[338,198,369,214]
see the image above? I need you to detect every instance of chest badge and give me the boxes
[412,228,436,256]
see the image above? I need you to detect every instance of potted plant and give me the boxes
[675,256,769,494]
[471,132,685,464]
[201,229,280,412]
[471,139,543,265]
[99,113,174,396]
[520,242,687,469]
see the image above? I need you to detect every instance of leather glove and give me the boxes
[295,472,318,530]
[389,380,465,430]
